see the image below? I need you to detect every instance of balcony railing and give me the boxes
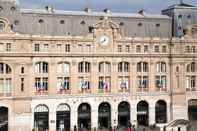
[57,89,71,94]
[0,93,11,97]
[186,87,197,92]
[34,90,48,95]
[98,88,111,93]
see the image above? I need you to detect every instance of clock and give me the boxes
[99,35,109,46]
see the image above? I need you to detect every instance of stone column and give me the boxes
[131,103,137,126]
[91,107,98,131]
[49,109,56,131]
[149,103,155,125]
[111,103,118,129]
[70,104,78,131]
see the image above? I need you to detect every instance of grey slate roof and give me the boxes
[0,0,172,38]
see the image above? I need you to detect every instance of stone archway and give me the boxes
[78,103,91,130]
[188,99,197,121]
[155,100,167,123]
[137,101,149,126]
[0,106,8,131]
[34,104,49,131]
[118,101,130,128]
[98,102,111,129]
[56,103,70,131]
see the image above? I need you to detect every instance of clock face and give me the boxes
[100,35,109,46]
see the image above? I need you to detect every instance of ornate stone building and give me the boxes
[0,0,197,131]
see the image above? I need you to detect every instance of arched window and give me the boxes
[187,62,196,72]
[34,104,49,131]
[156,62,166,73]
[137,101,149,126]
[99,62,111,73]
[118,102,130,128]
[78,61,91,73]
[155,100,167,123]
[118,62,129,72]
[98,102,111,129]
[0,63,12,96]
[137,62,148,72]
[56,104,70,131]
[35,62,48,74]
[78,103,91,130]
[57,62,70,74]
[0,106,8,131]
[186,62,197,91]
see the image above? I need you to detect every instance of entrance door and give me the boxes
[98,102,111,129]
[118,102,130,128]
[56,104,70,131]
[0,107,8,131]
[34,104,49,131]
[188,99,197,121]
[137,101,149,126]
[78,103,91,130]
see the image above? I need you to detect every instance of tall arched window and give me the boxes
[137,62,148,92]
[155,62,167,91]
[186,62,197,91]
[78,61,91,93]
[34,104,49,131]
[155,100,167,123]
[78,61,91,73]
[98,62,111,93]
[34,62,49,94]
[35,62,48,74]
[57,62,70,93]
[0,63,12,96]
[118,62,130,92]
[99,62,111,73]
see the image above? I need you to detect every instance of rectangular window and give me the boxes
[0,78,11,96]
[118,76,129,91]
[21,78,24,92]
[34,44,40,52]
[0,43,3,52]
[118,45,122,52]
[192,46,196,53]
[35,77,48,92]
[57,77,70,93]
[65,44,70,52]
[137,76,148,91]
[185,46,190,53]
[78,77,91,93]
[136,45,141,53]
[6,43,11,52]
[43,44,49,52]
[57,44,62,52]
[154,45,159,53]
[126,45,130,52]
[98,77,111,93]
[144,45,148,53]
[162,46,167,53]
[155,76,167,90]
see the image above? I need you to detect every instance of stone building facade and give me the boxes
[0,0,197,131]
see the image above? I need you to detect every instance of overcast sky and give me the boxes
[18,0,197,13]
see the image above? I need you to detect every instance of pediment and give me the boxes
[93,17,120,30]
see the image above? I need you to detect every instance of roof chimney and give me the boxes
[84,7,91,13]
[103,8,111,13]
[138,9,145,16]
[45,5,54,13]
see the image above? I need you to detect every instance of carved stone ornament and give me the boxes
[0,17,14,34]
[184,24,197,38]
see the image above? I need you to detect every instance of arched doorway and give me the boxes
[98,102,111,129]
[0,106,8,131]
[137,101,149,126]
[155,100,167,123]
[34,104,49,131]
[56,103,70,131]
[78,103,91,130]
[118,101,130,128]
[188,99,197,121]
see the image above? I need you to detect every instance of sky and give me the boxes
[18,0,197,14]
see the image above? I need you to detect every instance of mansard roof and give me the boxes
[0,0,172,38]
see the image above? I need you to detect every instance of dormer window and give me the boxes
[14,20,19,25]
[119,22,124,26]
[80,20,86,25]
[10,6,16,11]
[39,19,44,24]
[138,22,142,27]
[60,20,65,24]
[0,6,3,12]
[156,23,160,27]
